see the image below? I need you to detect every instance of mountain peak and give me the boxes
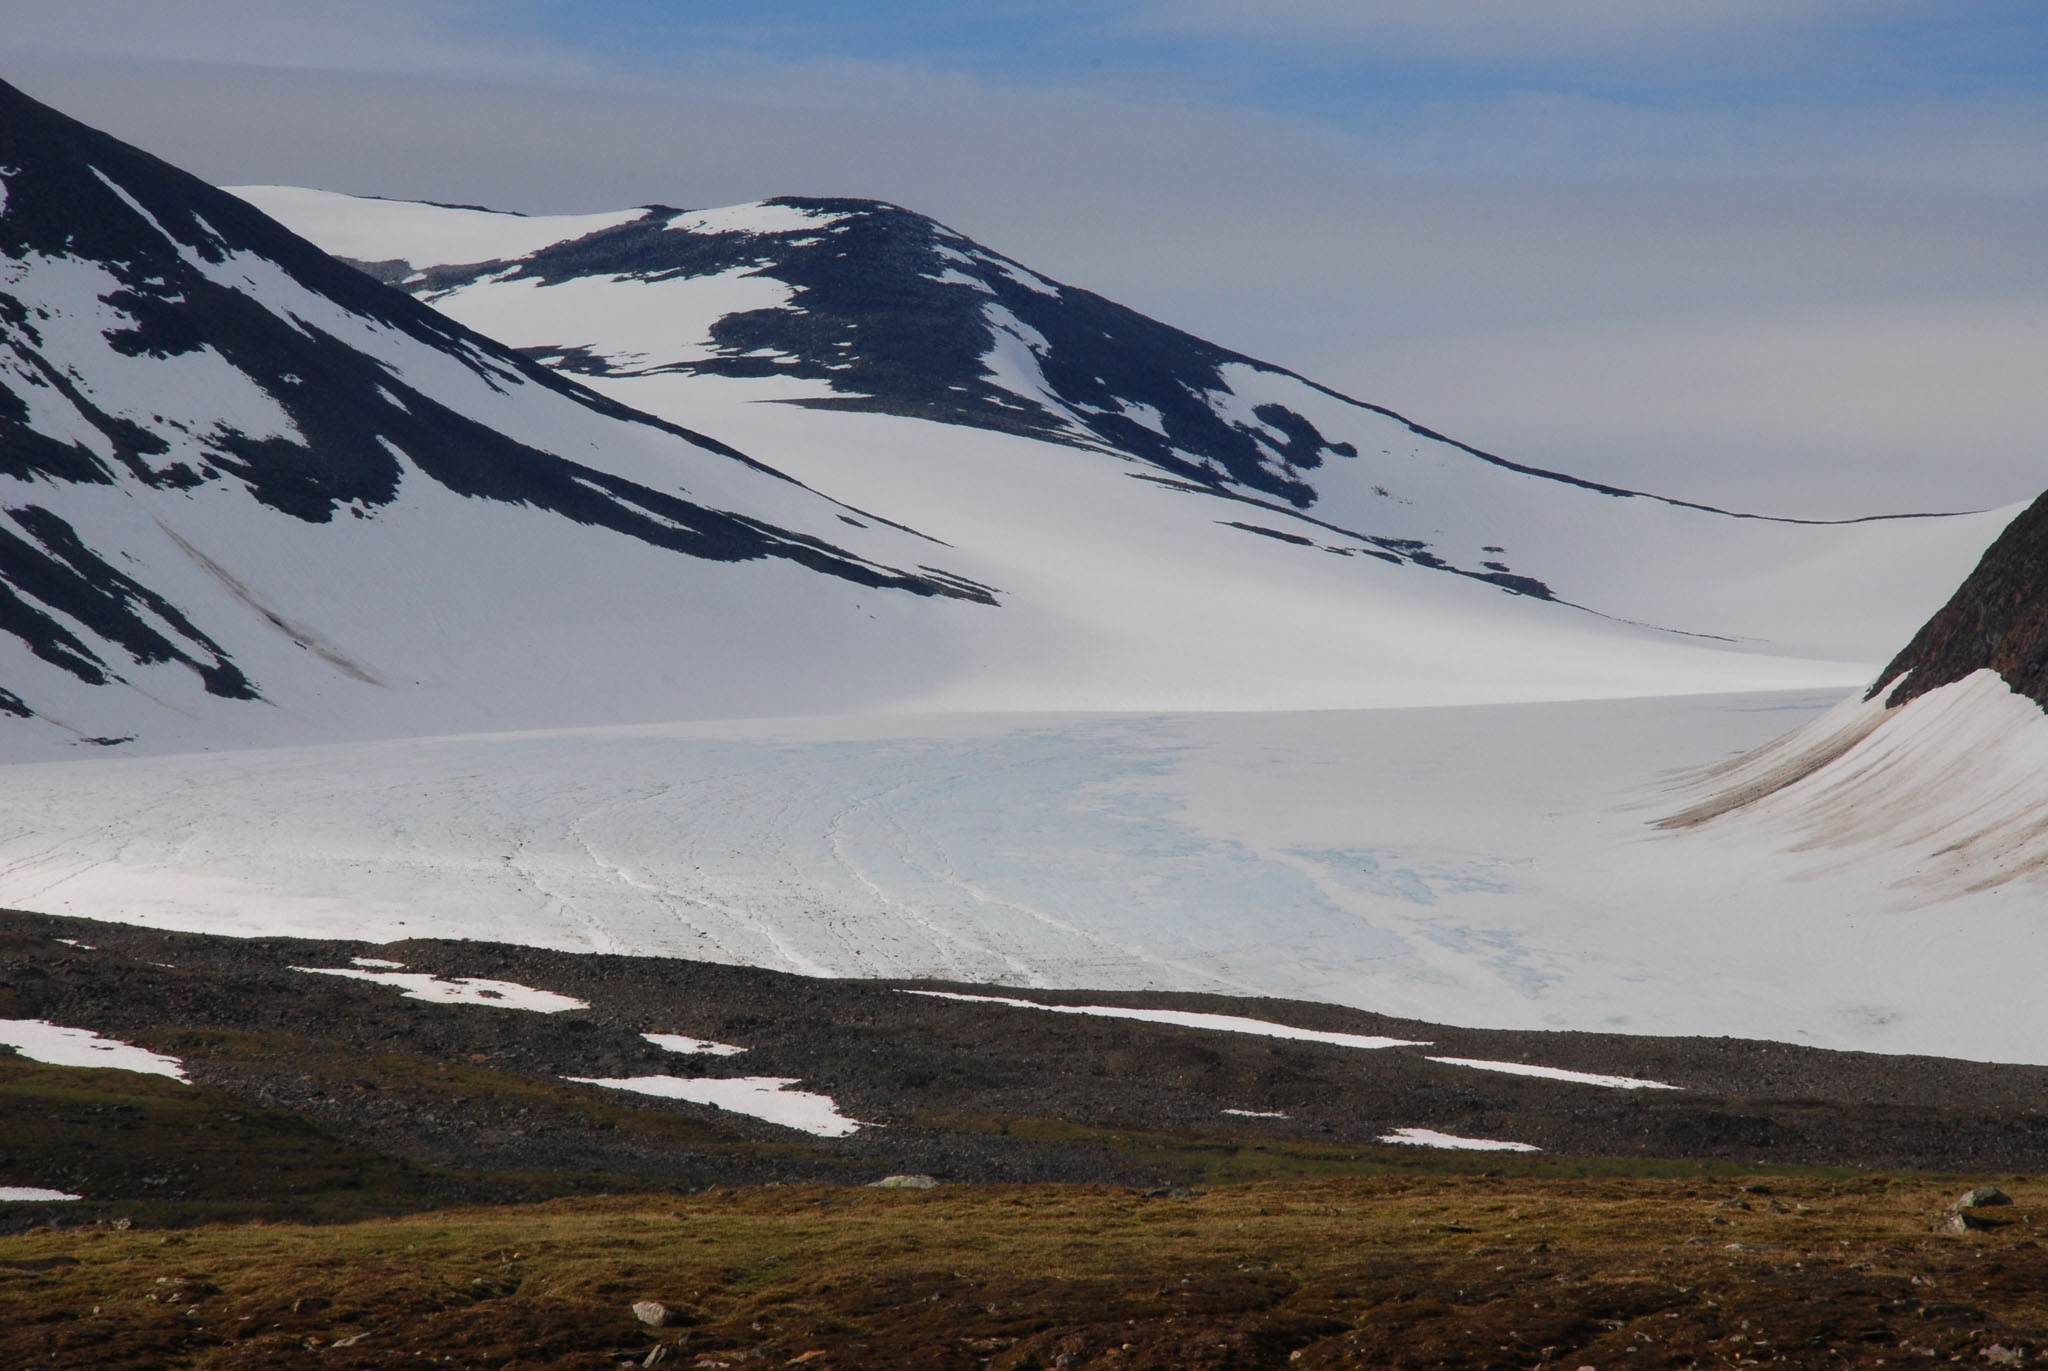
[286,187,1364,508]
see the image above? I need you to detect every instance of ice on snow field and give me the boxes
[901,991,1426,1050]
[7,691,2048,1064]
[288,967,589,1012]
[0,1019,189,1081]
[563,1075,866,1137]
[1379,1128,1540,1153]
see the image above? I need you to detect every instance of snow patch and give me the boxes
[925,267,993,294]
[564,1074,865,1136]
[289,967,588,1012]
[0,1018,189,1081]
[0,1187,82,1202]
[902,991,1426,1051]
[1379,1127,1540,1152]
[644,1032,747,1057]
[982,254,1059,296]
[1222,1108,1289,1119]
[1426,1056,1680,1091]
[666,202,849,237]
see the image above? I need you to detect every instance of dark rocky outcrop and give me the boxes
[1869,489,2048,708]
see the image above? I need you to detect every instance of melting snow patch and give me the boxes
[644,1032,747,1056]
[901,991,1426,1050]
[289,967,588,1012]
[0,1187,82,1203]
[0,1019,189,1081]
[1222,1108,1289,1119]
[666,202,848,236]
[564,1075,865,1137]
[350,957,406,969]
[1379,1127,1539,1152]
[1428,1056,1679,1091]
[52,938,94,949]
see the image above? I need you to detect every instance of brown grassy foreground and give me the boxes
[4,1171,2046,1370]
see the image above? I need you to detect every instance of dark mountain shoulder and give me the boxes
[1869,487,2048,709]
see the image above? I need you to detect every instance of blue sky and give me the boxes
[503,1,2048,112]
[7,1,2046,514]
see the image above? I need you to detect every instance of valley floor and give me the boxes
[2,691,2043,1062]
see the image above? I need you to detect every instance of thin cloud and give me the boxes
[0,0,586,82]
[1125,0,1915,65]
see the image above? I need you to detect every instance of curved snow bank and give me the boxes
[1659,669,2048,897]
[0,1019,188,1080]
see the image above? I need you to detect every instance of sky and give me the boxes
[7,0,2046,517]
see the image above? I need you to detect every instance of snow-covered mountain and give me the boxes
[0,76,2018,761]
[239,184,2017,674]
[0,79,1000,755]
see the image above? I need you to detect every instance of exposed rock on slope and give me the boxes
[1868,487,2048,709]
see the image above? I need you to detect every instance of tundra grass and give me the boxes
[4,1172,2046,1369]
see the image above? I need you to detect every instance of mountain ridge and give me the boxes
[303,188,1978,529]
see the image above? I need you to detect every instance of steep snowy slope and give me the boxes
[0,80,996,756]
[238,186,2015,668]
[1661,486,2048,898]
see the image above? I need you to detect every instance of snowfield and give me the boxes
[6,689,2047,1065]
